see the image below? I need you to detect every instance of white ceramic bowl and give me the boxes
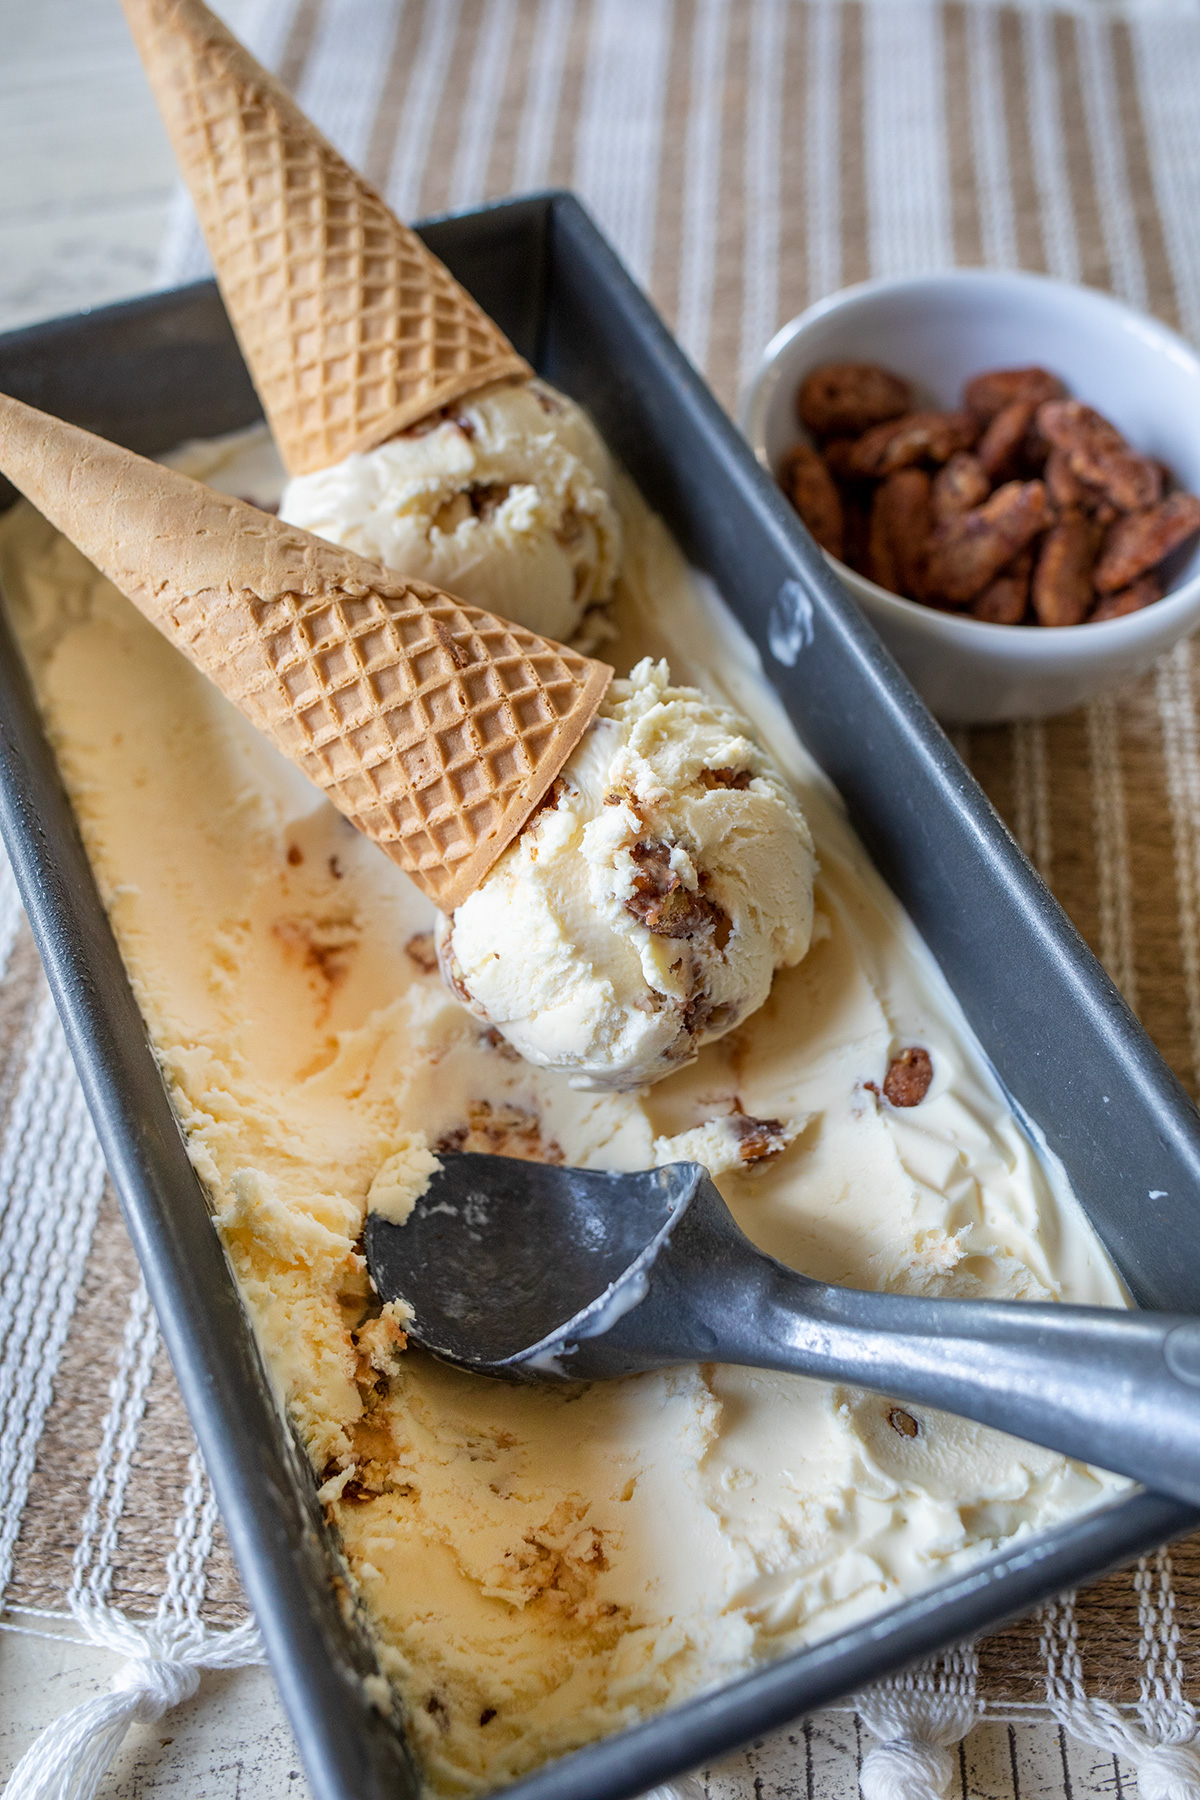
[741,270,1200,724]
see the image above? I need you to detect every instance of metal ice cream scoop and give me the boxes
[365,1153,1200,1506]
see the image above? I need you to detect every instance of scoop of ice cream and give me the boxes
[278,378,622,642]
[436,658,815,1090]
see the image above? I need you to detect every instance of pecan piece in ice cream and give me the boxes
[699,767,752,790]
[847,411,979,479]
[625,841,729,942]
[727,1111,789,1164]
[883,1047,933,1107]
[1094,493,1200,593]
[404,931,439,974]
[797,362,912,439]
[924,480,1052,604]
[963,366,1066,421]
[780,443,844,557]
[1033,512,1097,627]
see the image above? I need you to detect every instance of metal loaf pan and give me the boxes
[0,193,1197,1800]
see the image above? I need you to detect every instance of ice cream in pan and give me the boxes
[0,3,1133,1791]
[0,399,1132,1792]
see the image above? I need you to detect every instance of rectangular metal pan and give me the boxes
[0,192,1197,1800]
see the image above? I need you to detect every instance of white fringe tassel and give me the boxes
[1047,1697,1200,1800]
[857,1649,980,1800]
[3,1601,262,1800]
[1042,1582,1200,1800]
[3,1287,264,1800]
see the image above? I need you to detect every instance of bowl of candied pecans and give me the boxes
[742,270,1200,722]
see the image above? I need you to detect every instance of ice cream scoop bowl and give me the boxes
[367,1152,1200,1506]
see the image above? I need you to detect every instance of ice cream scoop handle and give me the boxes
[710,1265,1200,1504]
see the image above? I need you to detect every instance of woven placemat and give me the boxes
[8,0,1200,1742]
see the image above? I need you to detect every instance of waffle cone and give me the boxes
[0,396,610,910]
[120,0,531,477]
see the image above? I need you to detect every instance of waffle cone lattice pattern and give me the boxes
[172,577,612,910]
[0,393,610,911]
[121,0,531,476]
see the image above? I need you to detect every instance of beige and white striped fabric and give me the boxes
[10,0,1200,1794]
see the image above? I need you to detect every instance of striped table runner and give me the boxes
[8,3,1200,1797]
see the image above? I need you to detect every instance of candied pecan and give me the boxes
[780,443,844,557]
[867,469,933,599]
[932,451,990,521]
[1021,413,1051,476]
[971,552,1032,624]
[1037,401,1162,514]
[847,411,978,479]
[797,362,912,438]
[924,481,1053,604]
[841,492,872,576]
[867,488,899,594]
[1094,492,1200,593]
[1044,444,1091,513]
[1033,512,1097,627]
[964,366,1066,422]
[977,400,1038,483]
[625,842,729,941]
[821,437,860,482]
[882,1047,933,1107]
[1091,574,1164,621]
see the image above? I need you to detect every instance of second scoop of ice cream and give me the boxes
[437,657,815,1090]
[278,379,622,642]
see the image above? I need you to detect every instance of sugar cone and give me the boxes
[120,0,531,477]
[0,396,610,911]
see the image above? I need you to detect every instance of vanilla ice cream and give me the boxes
[438,659,814,1089]
[278,378,622,642]
[0,426,1131,1797]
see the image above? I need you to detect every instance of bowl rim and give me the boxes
[739,266,1200,645]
